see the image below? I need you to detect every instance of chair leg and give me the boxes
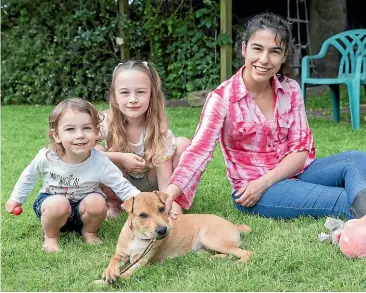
[348,82,360,130]
[301,82,307,105]
[329,84,340,123]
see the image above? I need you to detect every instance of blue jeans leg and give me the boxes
[233,179,353,219]
[233,151,366,219]
[297,151,366,218]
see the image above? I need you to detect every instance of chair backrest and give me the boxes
[361,56,366,81]
[320,29,366,77]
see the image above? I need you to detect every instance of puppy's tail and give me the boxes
[237,224,251,233]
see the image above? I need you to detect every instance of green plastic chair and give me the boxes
[301,29,366,129]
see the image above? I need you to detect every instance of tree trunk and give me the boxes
[309,0,347,77]
[119,0,130,61]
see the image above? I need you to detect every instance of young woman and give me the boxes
[164,12,366,219]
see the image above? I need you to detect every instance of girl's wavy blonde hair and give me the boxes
[48,97,103,157]
[107,60,168,168]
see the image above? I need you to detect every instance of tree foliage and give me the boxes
[1,0,232,104]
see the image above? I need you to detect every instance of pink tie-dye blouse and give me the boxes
[170,66,316,209]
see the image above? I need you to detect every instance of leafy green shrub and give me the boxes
[1,0,232,104]
[2,1,118,104]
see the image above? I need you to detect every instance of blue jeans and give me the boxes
[232,151,366,219]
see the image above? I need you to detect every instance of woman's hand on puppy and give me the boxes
[164,184,182,219]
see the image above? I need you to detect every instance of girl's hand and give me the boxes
[5,199,22,214]
[119,153,146,173]
[234,177,271,207]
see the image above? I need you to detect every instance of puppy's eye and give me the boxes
[159,207,165,213]
[139,213,148,218]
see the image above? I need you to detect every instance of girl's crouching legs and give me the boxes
[100,184,122,218]
[173,136,191,169]
[41,195,71,252]
[171,136,191,215]
[79,193,107,244]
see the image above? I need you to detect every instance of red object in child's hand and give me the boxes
[13,206,23,216]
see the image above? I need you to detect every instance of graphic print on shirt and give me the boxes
[46,173,82,201]
[62,187,77,201]
[50,173,80,187]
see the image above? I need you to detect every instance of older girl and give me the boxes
[96,61,190,216]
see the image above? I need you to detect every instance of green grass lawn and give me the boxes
[1,97,366,292]
[305,84,366,124]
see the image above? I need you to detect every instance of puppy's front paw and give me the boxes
[120,271,133,279]
[119,262,141,279]
[102,266,120,283]
[238,250,254,263]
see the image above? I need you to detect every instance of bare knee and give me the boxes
[80,193,107,216]
[173,136,191,168]
[175,136,191,155]
[41,195,70,217]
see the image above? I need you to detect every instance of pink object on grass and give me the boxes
[337,215,366,258]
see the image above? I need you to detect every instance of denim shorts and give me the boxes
[33,193,83,233]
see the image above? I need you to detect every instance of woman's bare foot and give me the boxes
[43,237,60,252]
[82,231,103,244]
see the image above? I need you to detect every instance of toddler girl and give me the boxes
[5,98,140,252]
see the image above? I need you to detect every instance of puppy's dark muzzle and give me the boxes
[155,226,168,239]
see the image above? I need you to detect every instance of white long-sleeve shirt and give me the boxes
[10,148,140,204]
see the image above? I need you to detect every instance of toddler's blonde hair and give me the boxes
[48,97,102,157]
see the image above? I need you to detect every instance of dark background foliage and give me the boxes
[1,0,233,105]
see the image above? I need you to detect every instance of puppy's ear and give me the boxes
[154,191,169,204]
[121,197,135,213]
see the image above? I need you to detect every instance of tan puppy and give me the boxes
[102,191,253,282]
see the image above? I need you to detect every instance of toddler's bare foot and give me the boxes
[43,237,60,252]
[82,231,103,244]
